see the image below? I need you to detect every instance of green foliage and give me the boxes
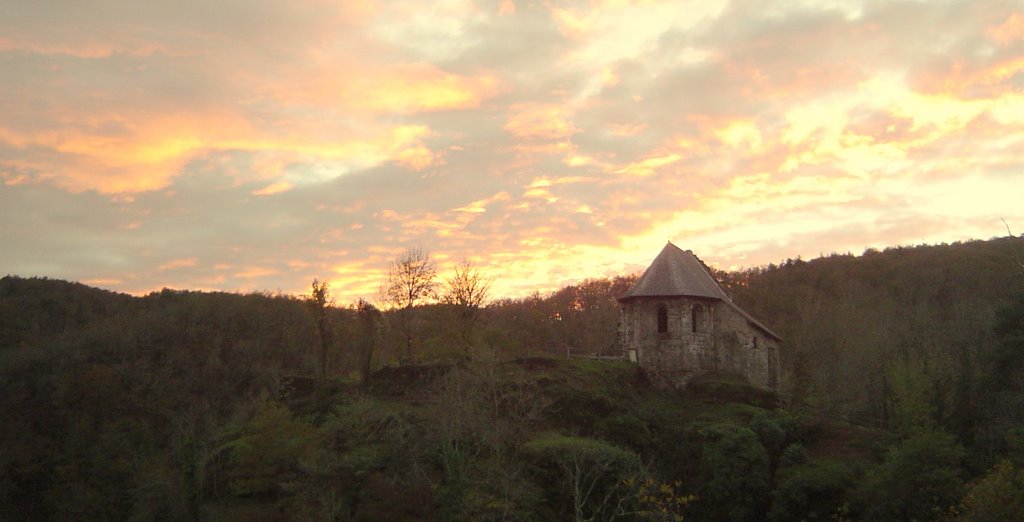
[600,413,653,450]
[984,292,1024,448]
[1008,427,1024,466]
[0,279,335,518]
[306,278,333,377]
[885,360,940,435]
[750,411,787,458]
[856,431,967,521]
[6,237,1024,519]
[0,276,132,350]
[686,371,779,408]
[779,443,809,467]
[524,434,642,522]
[769,459,854,521]
[218,401,321,497]
[728,238,1023,438]
[993,292,1024,372]
[621,477,696,521]
[695,424,771,521]
[956,459,1024,522]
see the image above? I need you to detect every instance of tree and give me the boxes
[307,279,332,377]
[381,248,438,362]
[524,435,642,522]
[355,299,380,386]
[856,431,966,521]
[218,401,321,497]
[441,259,494,356]
[957,459,1024,522]
[696,424,771,521]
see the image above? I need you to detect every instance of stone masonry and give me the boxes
[618,243,781,389]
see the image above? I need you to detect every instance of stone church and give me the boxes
[618,242,781,389]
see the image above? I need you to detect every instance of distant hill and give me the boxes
[722,237,1024,431]
[1,236,1023,520]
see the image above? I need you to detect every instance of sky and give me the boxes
[1,0,1023,303]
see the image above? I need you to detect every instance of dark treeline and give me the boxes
[2,236,1023,520]
[722,238,1024,454]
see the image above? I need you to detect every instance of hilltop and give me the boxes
[2,235,1023,520]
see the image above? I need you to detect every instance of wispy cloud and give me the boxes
[2,0,1022,302]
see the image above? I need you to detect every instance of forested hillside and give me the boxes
[2,236,1023,520]
[723,238,1024,450]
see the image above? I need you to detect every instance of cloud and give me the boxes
[1,0,1023,303]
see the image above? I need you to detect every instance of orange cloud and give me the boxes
[607,123,647,137]
[989,12,1024,46]
[550,6,593,39]
[299,62,499,114]
[715,120,763,151]
[252,180,294,196]
[453,191,511,213]
[234,267,279,279]
[0,36,172,58]
[159,257,198,271]
[616,153,681,177]
[0,103,444,193]
[504,103,575,140]
[82,277,124,287]
[357,64,500,113]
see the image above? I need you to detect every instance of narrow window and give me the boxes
[657,304,668,333]
[753,336,758,349]
[691,304,702,333]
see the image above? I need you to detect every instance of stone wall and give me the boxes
[713,303,780,389]
[620,297,780,389]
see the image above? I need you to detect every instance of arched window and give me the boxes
[657,304,668,333]
[691,304,702,333]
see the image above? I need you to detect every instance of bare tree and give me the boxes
[381,247,438,362]
[306,278,333,377]
[442,259,493,309]
[442,259,494,356]
[1002,218,1024,275]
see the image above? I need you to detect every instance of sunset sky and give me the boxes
[2,0,1023,303]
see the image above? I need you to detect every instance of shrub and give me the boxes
[524,434,642,521]
[779,443,809,468]
[694,424,770,521]
[769,459,853,521]
[957,460,1024,522]
[855,431,966,521]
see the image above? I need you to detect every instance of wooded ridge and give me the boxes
[2,236,1023,520]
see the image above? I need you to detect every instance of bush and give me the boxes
[217,401,321,497]
[687,372,779,408]
[600,413,652,450]
[856,431,966,521]
[694,424,770,521]
[769,459,853,521]
[779,443,809,467]
[750,412,787,459]
[957,460,1024,522]
[524,434,642,521]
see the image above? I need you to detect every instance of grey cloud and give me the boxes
[0,183,143,278]
[2,0,1022,300]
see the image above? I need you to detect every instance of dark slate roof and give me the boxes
[619,242,782,341]
[618,242,728,300]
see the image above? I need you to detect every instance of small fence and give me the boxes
[564,345,627,362]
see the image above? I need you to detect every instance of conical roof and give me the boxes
[618,242,729,300]
[619,242,782,341]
